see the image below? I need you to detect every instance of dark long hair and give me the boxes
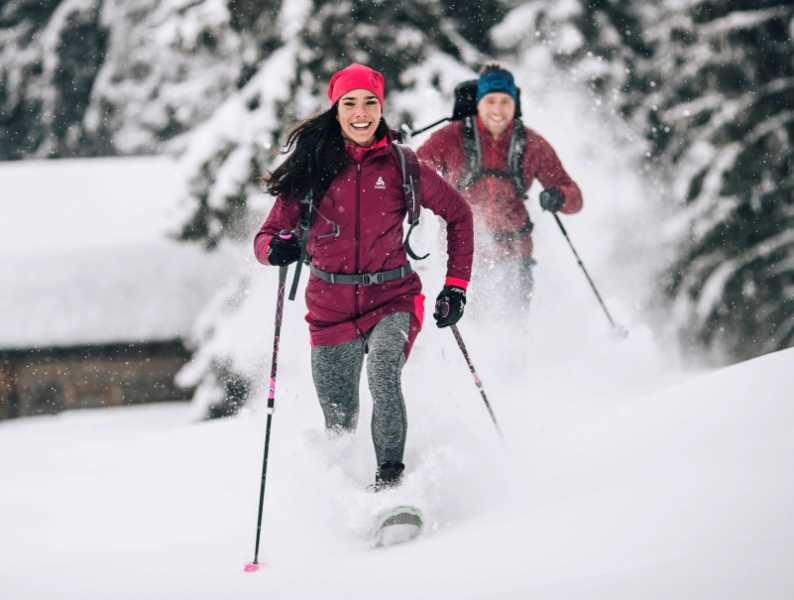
[264,105,388,202]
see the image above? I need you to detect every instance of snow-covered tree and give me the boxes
[495,0,794,364]
[652,1,794,362]
[0,0,108,158]
[0,0,271,158]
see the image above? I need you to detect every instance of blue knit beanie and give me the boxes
[476,68,518,103]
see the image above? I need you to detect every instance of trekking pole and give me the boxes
[551,214,628,338]
[244,263,288,573]
[450,324,502,437]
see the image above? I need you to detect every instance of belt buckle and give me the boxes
[361,272,384,285]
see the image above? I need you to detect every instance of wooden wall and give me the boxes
[0,341,192,420]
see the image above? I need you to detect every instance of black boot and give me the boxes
[373,461,405,492]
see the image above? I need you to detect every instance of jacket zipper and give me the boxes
[487,135,497,214]
[354,160,362,319]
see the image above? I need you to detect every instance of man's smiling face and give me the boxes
[477,92,516,139]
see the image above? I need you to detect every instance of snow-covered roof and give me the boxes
[0,156,236,350]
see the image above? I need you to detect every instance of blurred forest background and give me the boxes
[2,0,792,414]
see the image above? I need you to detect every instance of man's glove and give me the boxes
[267,232,301,266]
[433,286,466,328]
[539,187,565,213]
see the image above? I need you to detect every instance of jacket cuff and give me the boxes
[445,276,469,291]
[254,233,274,265]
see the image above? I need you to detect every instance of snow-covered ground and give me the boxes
[3,60,791,599]
[2,346,792,599]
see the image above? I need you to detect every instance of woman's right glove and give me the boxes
[433,286,466,328]
[267,232,301,266]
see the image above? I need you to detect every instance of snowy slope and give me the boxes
[1,346,792,599]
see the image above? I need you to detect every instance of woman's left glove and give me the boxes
[433,286,466,328]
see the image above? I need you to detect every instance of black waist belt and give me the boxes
[310,263,413,285]
[493,220,534,243]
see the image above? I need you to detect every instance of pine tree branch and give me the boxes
[699,6,791,37]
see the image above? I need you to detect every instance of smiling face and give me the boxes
[337,89,382,146]
[477,92,516,139]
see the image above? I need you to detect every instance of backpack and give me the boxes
[288,142,426,301]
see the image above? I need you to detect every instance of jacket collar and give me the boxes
[344,132,390,163]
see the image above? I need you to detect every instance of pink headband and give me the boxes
[327,63,385,107]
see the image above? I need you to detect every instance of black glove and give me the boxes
[267,232,301,266]
[433,286,466,328]
[539,187,565,213]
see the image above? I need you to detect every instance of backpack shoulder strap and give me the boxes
[288,190,314,300]
[400,145,422,225]
[392,142,429,261]
[458,116,481,191]
[298,192,314,231]
[507,118,528,198]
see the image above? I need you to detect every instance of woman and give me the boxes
[254,63,474,490]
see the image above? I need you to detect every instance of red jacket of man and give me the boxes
[417,116,582,259]
[254,137,474,350]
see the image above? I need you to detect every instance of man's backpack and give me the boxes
[288,142,426,301]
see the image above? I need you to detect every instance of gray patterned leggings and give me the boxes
[310,312,410,466]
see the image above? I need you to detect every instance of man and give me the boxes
[417,64,582,310]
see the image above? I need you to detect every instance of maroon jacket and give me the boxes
[417,117,582,259]
[254,136,474,349]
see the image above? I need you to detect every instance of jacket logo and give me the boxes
[374,176,386,190]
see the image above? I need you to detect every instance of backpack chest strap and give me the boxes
[459,117,527,198]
